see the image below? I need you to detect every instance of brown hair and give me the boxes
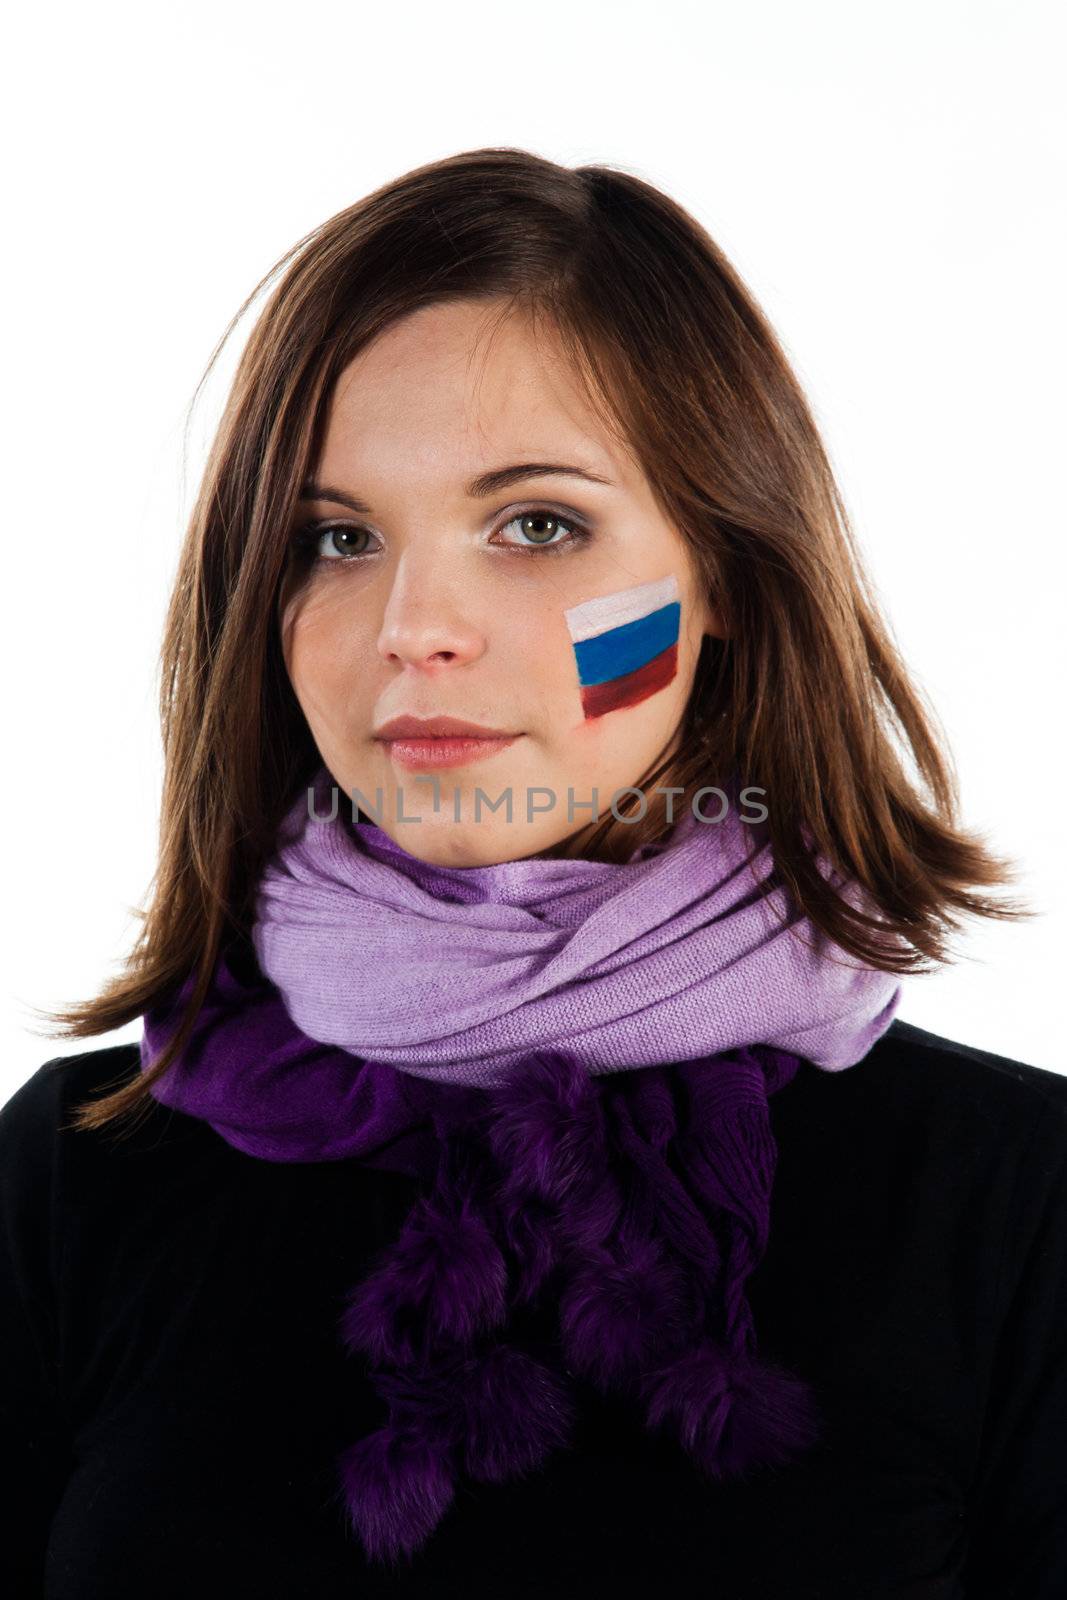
[34,145,1030,1135]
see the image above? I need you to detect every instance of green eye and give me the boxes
[291,522,377,563]
[493,508,591,554]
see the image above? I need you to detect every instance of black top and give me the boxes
[2,1019,1066,1599]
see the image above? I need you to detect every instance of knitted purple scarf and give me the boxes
[139,767,902,1567]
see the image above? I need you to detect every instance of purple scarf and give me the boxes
[140,766,902,1567]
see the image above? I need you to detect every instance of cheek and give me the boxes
[283,593,370,716]
[564,574,680,722]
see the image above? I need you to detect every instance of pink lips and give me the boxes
[383,735,519,770]
[373,714,522,770]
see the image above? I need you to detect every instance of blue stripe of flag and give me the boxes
[571,601,681,687]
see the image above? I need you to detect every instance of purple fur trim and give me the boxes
[640,1341,735,1463]
[640,1344,823,1480]
[713,1356,825,1476]
[486,1049,610,1204]
[339,1191,508,1364]
[367,1344,576,1480]
[485,1049,626,1256]
[370,1360,465,1444]
[333,1046,822,1565]
[459,1345,577,1481]
[558,1237,696,1387]
[488,1190,559,1305]
[336,1424,455,1565]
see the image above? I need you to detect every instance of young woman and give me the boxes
[3,147,1064,1598]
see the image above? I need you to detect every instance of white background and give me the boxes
[2,0,1064,1104]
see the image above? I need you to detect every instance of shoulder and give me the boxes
[858,1019,1067,1176]
[868,1018,1067,1112]
[777,1019,1067,1260]
[0,1048,151,1327]
[1,1042,158,1159]
[0,1043,227,1224]
[777,1017,1067,1199]
[787,1017,1067,1137]
[2,1042,142,1130]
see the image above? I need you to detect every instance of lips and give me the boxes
[372,714,522,771]
[374,714,519,740]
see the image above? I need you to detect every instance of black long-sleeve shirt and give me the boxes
[1,1017,1065,1598]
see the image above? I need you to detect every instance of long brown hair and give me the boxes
[34,146,1030,1135]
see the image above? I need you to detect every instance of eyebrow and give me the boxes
[299,462,615,513]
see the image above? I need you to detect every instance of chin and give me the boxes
[385,815,558,869]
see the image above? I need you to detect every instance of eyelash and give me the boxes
[289,505,593,566]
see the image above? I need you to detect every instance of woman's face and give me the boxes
[279,297,723,866]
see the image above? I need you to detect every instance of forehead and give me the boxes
[317,299,625,489]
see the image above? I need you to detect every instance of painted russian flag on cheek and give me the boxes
[565,574,681,720]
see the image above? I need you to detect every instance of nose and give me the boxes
[375,547,487,672]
